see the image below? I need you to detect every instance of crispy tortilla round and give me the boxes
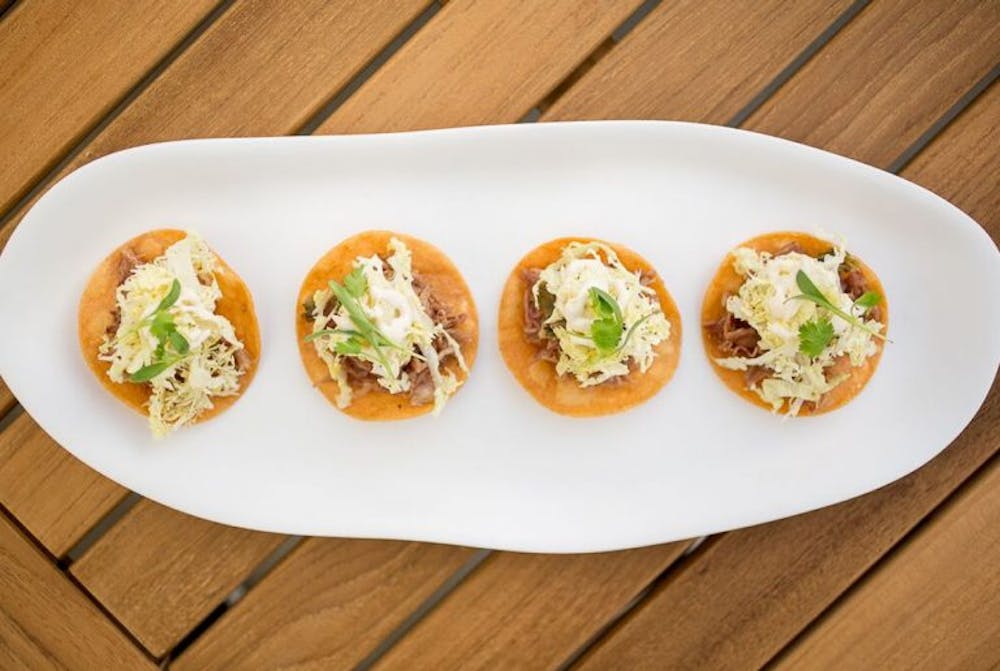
[78,229,261,423]
[701,231,888,415]
[498,237,682,417]
[296,231,479,421]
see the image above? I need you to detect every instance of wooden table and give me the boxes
[1,1,997,668]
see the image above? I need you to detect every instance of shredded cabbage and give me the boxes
[99,234,245,437]
[532,241,671,386]
[715,244,884,415]
[307,238,467,415]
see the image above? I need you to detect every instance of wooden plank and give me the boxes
[0,512,155,670]
[0,0,431,251]
[316,0,647,133]
[545,0,853,123]
[776,457,1000,670]
[742,0,1000,167]
[0,0,219,214]
[70,500,285,658]
[0,0,427,571]
[0,412,127,557]
[902,81,1000,231]
[373,544,688,670]
[173,540,475,670]
[575,85,1000,670]
[0,381,13,421]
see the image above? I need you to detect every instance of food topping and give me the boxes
[522,241,671,386]
[305,238,467,414]
[710,243,886,415]
[100,234,247,437]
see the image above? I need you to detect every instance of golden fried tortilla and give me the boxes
[296,230,479,421]
[701,231,888,415]
[498,237,682,417]
[78,229,261,422]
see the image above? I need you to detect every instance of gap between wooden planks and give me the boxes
[0,510,155,670]
[1,0,651,661]
[0,0,221,215]
[771,454,1000,670]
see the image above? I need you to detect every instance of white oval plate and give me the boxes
[1,122,997,553]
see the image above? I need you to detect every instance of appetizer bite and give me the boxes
[498,238,681,416]
[78,230,260,437]
[702,232,888,416]
[297,231,478,420]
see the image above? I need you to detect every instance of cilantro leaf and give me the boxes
[854,290,881,311]
[591,318,623,352]
[587,287,625,353]
[589,287,622,322]
[798,318,834,358]
[343,269,368,298]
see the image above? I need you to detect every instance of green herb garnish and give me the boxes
[305,268,409,374]
[798,317,834,358]
[616,312,655,354]
[588,287,624,353]
[343,268,368,299]
[789,271,888,342]
[853,290,882,312]
[127,279,191,383]
[587,287,663,355]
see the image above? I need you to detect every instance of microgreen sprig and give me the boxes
[588,287,624,353]
[587,287,660,356]
[789,270,889,358]
[128,279,192,382]
[307,268,408,373]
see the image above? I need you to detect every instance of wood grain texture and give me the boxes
[373,544,688,670]
[776,457,1000,670]
[0,412,127,557]
[0,0,218,214]
[545,0,853,123]
[316,0,646,134]
[0,0,429,636]
[575,85,1000,671]
[902,82,1000,232]
[70,500,284,657]
[0,512,154,670]
[0,381,13,421]
[174,540,475,670]
[0,0,430,252]
[744,0,1000,167]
